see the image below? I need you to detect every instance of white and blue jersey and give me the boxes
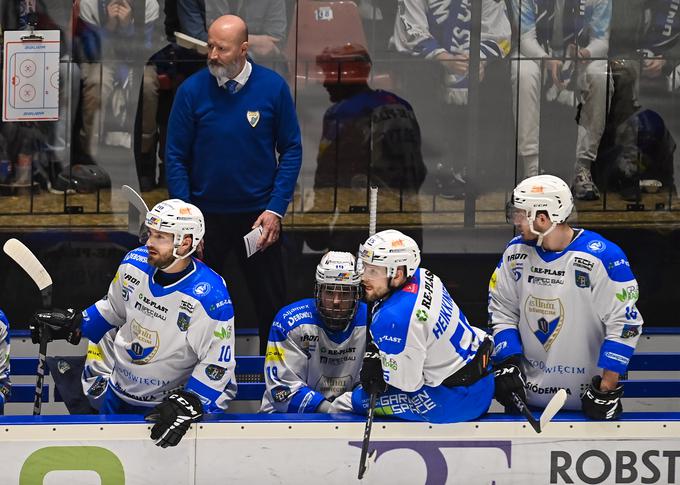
[393,0,511,60]
[512,0,611,59]
[347,268,494,424]
[489,229,643,410]
[640,0,680,56]
[0,310,10,413]
[81,246,237,413]
[260,299,368,413]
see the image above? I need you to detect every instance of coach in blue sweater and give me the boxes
[166,14,302,354]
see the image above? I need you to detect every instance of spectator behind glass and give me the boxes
[596,1,680,200]
[307,43,426,251]
[390,0,511,198]
[509,0,612,201]
[78,0,160,191]
[176,0,286,62]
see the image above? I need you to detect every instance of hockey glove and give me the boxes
[492,356,526,410]
[30,309,82,345]
[145,390,203,448]
[581,375,623,420]
[360,341,388,395]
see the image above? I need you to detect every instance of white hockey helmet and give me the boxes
[145,199,205,260]
[314,251,362,332]
[508,175,573,243]
[358,229,420,279]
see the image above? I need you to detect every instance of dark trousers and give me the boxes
[203,211,286,355]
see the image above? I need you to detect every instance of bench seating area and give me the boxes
[4,327,680,411]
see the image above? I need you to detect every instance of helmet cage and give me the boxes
[314,282,362,332]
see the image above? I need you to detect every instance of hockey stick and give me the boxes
[358,186,379,480]
[357,392,378,479]
[122,185,149,237]
[3,238,53,415]
[512,388,568,433]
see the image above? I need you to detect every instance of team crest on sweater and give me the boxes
[524,296,565,351]
[247,111,260,127]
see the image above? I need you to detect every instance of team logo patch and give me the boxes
[205,364,226,381]
[176,312,191,332]
[213,326,232,340]
[511,262,523,281]
[126,320,159,364]
[587,240,606,253]
[575,270,590,288]
[524,296,565,351]
[272,384,292,403]
[402,282,418,294]
[247,110,260,127]
[121,283,133,301]
[57,360,71,374]
[88,376,107,397]
[317,375,353,395]
[193,282,211,297]
[621,323,640,338]
[415,309,429,322]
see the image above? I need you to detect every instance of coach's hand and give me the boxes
[253,211,281,251]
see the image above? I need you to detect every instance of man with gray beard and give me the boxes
[166,15,302,354]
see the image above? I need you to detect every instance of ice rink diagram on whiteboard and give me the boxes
[2,30,60,121]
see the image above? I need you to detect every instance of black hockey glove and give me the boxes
[581,375,623,420]
[145,390,204,448]
[492,356,526,410]
[360,341,387,395]
[30,308,82,345]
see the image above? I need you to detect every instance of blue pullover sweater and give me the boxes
[166,63,302,216]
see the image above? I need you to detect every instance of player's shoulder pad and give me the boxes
[121,246,152,274]
[371,303,409,355]
[275,298,320,332]
[268,299,320,343]
[498,237,531,268]
[186,261,234,320]
[372,269,426,356]
[352,302,369,328]
[573,230,635,282]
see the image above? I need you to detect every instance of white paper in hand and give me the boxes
[244,226,263,258]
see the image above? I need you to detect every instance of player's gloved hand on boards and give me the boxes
[30,308,82,345]
[360,341,387,395]
[145,390,203,448]
[581,375,623,420]
[492,356,526,410]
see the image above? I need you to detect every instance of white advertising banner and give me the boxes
[0,420,678,485]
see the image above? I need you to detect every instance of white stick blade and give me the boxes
[540,388,568,430]
[122,185,149,214]
[3,239,52,291]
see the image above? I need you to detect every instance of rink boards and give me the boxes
[0,412,679,485]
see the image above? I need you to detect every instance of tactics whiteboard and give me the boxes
[2,30,60,121]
